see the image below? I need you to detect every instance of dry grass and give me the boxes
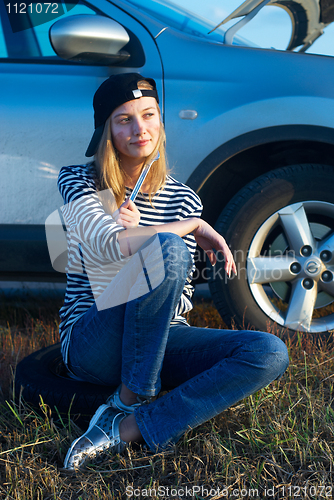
[0,292,334,499]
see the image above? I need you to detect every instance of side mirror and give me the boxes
[49,14,130,65]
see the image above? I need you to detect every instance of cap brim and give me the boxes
[85,125,104,157]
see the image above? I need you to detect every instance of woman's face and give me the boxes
[110,96,160,166]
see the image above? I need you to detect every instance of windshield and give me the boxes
[124,0,255,46]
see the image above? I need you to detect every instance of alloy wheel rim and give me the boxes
[247,201,334,333]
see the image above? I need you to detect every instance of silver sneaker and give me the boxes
[64,405,126,470]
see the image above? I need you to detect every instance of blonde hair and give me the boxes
[94,80,168,208]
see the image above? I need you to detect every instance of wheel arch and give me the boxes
[186,125,334,228]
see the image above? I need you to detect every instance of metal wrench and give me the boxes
[129,151,160,201]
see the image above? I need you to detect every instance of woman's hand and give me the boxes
[113,198,140,228]
[193,219,237,277]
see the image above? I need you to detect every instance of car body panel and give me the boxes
[155,27,334,179]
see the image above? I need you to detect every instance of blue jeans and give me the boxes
[68,232,289,451]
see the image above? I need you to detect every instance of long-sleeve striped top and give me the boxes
[57,163,203,364]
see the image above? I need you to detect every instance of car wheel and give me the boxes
[15,343,117,418]
[209,164,334,336]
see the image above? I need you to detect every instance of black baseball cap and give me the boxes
[85,73,159,157]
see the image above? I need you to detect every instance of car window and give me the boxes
[0,0,97,59]
[124,0,256,46]
[125,0,226,42]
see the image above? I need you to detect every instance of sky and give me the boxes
[175,0,334,57]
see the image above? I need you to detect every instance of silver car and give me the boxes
[1,0,334,336]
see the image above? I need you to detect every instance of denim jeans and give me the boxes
[68,232,289,451]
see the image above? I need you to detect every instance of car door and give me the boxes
[0,0,163,279]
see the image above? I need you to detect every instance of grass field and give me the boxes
[0,292,334,499]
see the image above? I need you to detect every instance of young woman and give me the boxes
[58,73,289,469]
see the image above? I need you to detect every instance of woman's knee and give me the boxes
[158,232,193,274]
[259,332,289,378]
[157,231,187,249]
[241,331,289,380]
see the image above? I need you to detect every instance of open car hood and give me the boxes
[210,0,334,51]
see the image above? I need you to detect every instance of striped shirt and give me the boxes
[58,163,203,364]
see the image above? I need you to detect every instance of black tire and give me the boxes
[209,164,334,337]
[15,343,117,418]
